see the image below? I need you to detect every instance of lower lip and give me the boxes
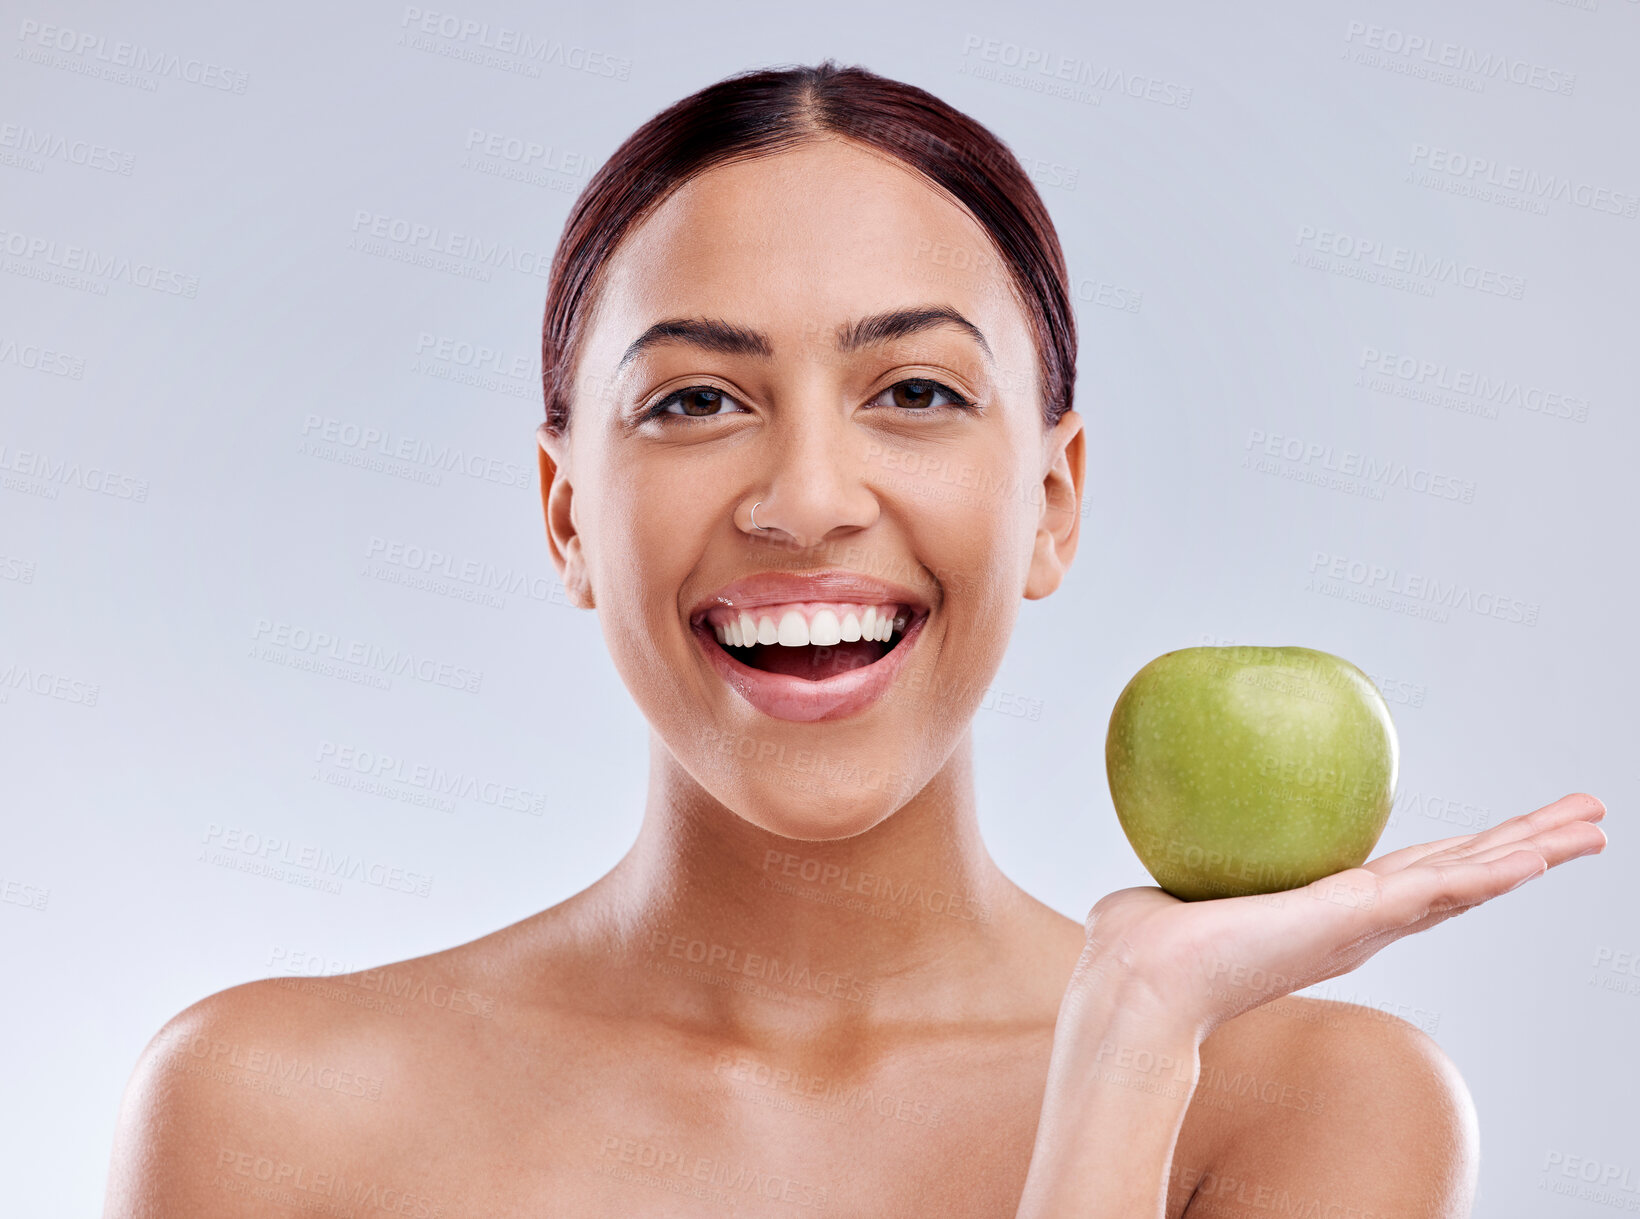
[691,612,928,723]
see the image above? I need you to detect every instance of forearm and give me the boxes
[1015,957,1205,1219]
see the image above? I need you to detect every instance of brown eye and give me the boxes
[876,378,973,413]
[647,386,745,421]
[894,380,936,409]
[677,388,724,416]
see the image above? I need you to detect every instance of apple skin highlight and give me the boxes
[1105,645,1399,901]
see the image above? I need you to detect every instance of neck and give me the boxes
[588,725,1053,1038]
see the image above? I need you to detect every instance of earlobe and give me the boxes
[1024,409,1085,601]
[536,424,595,610]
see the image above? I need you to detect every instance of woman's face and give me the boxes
[539,136,1083,840]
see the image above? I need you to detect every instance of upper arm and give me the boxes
[102,981,359,1218]
[1187,999,1478,1219]
[103,988,251,1217]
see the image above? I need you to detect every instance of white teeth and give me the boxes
[776,610,808,647]
[709,602,911,649]
[809,609,841,646]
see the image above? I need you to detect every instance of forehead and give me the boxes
[587,138,1029,359]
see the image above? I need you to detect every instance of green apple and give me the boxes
[1105,645,1398,901]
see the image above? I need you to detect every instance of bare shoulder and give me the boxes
[1184,995,1478,1218]
[102,916,570,1218]
[104,974,370,1216]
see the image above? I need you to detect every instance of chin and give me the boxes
[732,785,904,843]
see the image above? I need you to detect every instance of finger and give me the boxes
[1390,850,1551,937]
[1364,792,1605,875]
[1476,791,1607,846]
[1416,810,1607,872]
[1389,819,1607,934]
[1362,833,1477,875]
[1444,820,1606,869]
[1377,849,1549,923]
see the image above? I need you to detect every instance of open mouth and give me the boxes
[692,603,925,682]
[685,578,934,722]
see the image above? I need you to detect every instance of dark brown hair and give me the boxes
[540,59,1076,437]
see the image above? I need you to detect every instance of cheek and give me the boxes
[914,474,1031,675]
[583,467,712,691]
[596,456,712,586]
[886,434,1031,523]
[910,463,1029,588]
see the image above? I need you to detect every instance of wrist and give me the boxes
[1065,943,1211,1048]
[1017,951,1205,1218]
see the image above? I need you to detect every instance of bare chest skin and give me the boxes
[480,1026,1050,1216]
[237,945,1232,1219]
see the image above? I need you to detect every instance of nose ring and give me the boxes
[751,501,769,531]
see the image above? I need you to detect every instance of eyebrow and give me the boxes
[614,305,994,372]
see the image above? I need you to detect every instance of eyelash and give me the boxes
[641,377,977,422]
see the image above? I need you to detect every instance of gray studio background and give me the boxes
[3,0,1637,1212]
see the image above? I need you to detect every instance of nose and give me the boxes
[749,396,880,550]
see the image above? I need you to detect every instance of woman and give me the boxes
[104,61,1606,1218]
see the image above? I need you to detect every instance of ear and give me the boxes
[1024,409,1085,601]
[536,422,595,610]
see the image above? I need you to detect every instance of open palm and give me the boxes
[1081,792,1608,1035]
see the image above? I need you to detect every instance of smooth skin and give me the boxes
[104,138,1607,1218]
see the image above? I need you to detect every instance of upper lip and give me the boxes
[688,569,935,625]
